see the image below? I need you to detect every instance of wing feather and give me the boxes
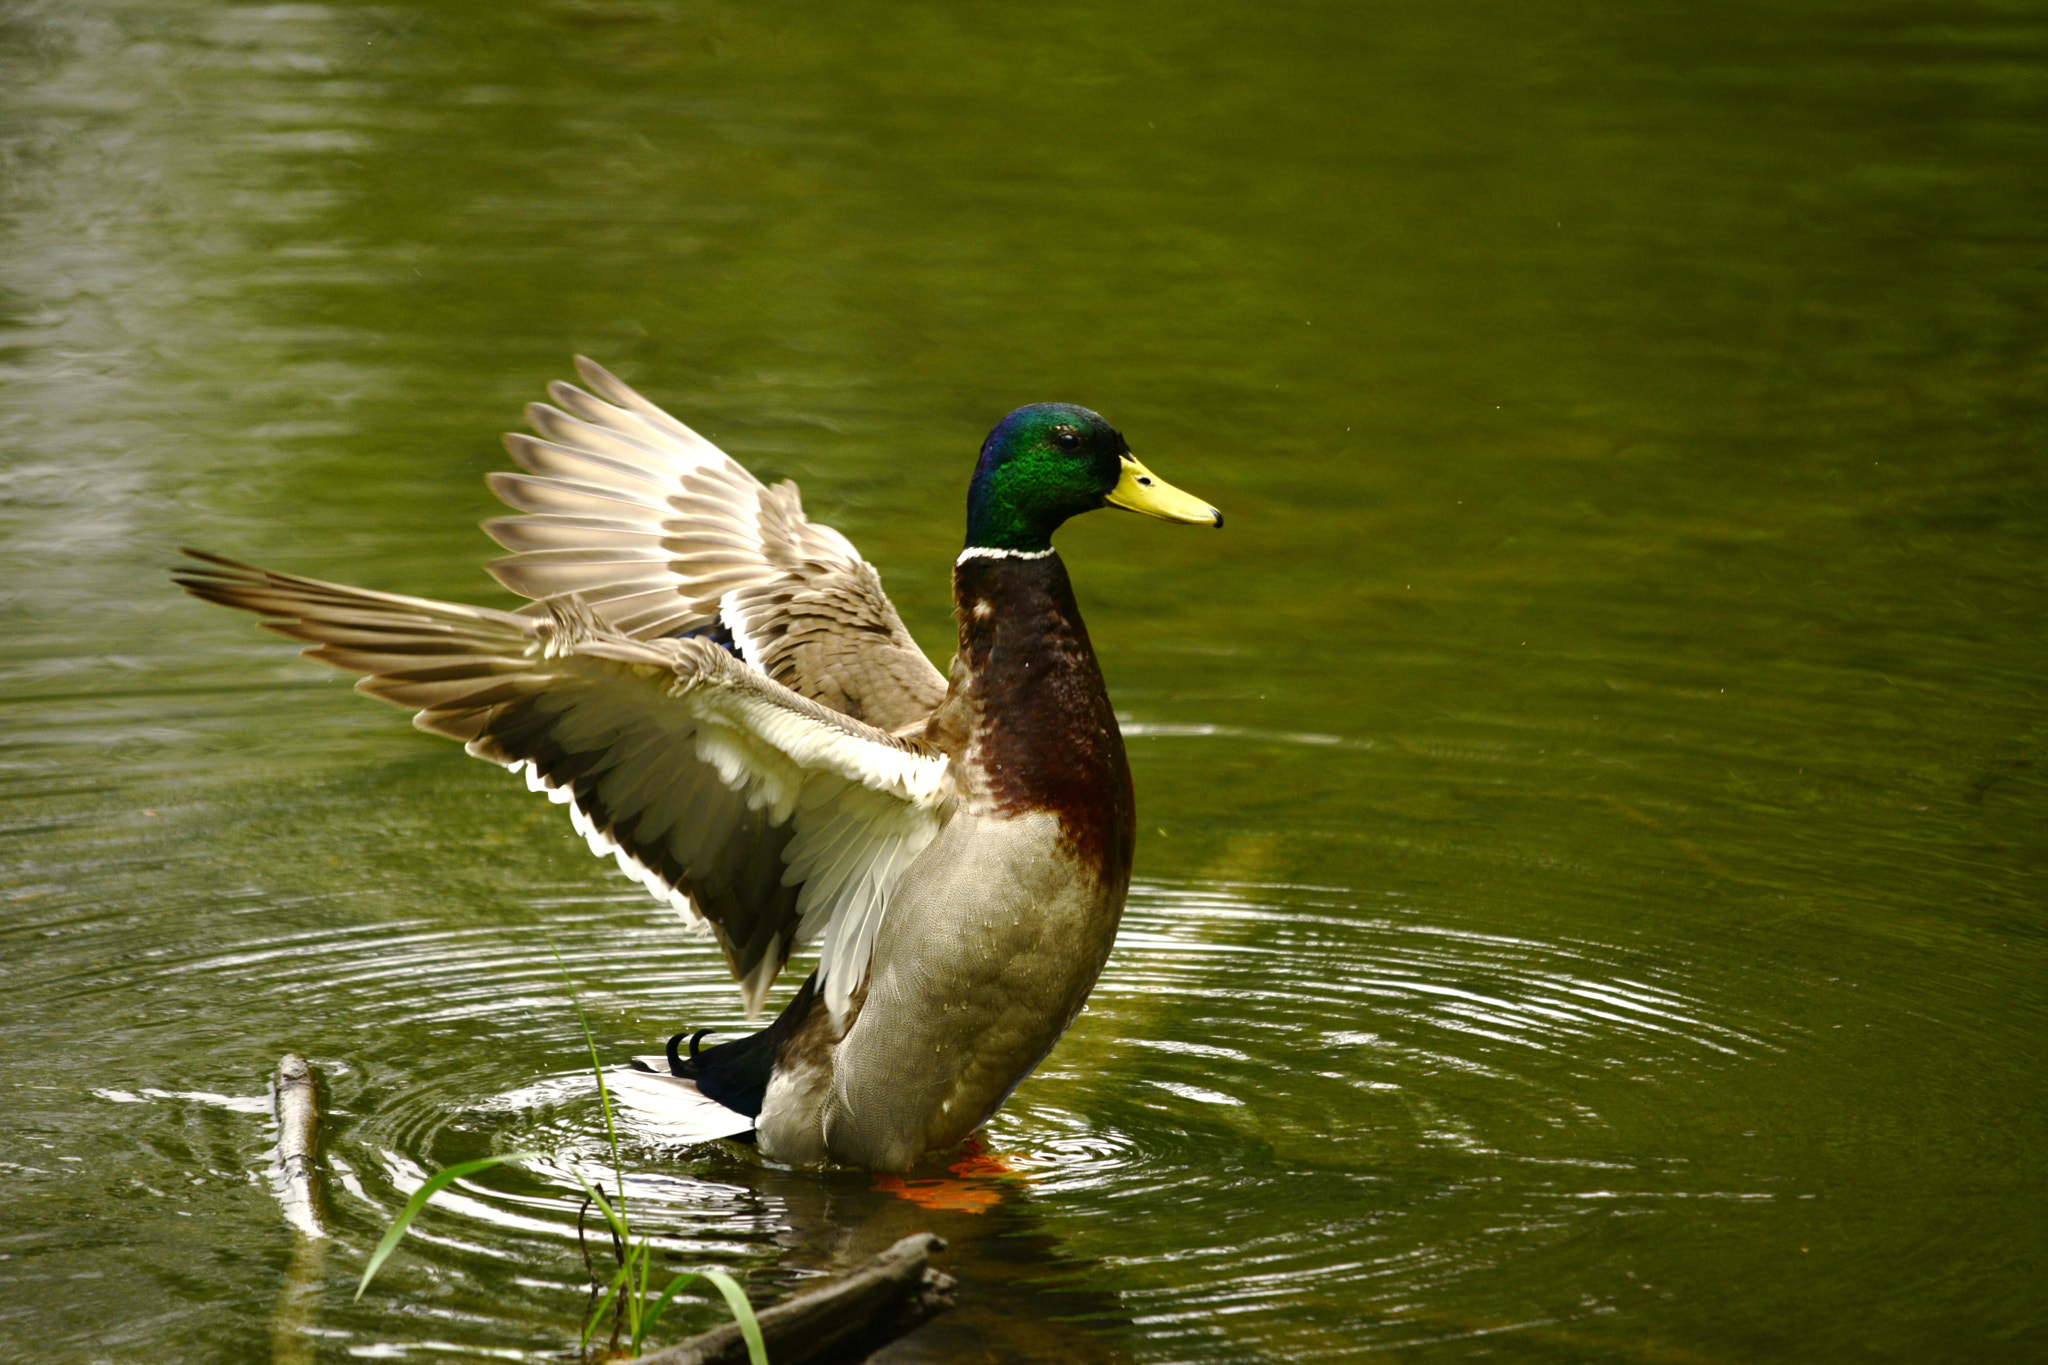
[482,517,671,554]
[174,551,951,1021]
[485,472,670,519]
[483,358,948,732]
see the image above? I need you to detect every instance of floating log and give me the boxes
[271,1053,328,1365]
[628,1232,956,1365]
[271,1053,325,1240]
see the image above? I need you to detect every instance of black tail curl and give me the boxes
[648,973,821,1122]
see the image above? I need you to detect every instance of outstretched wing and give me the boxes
[482,357,949,734]
[173,552,952,1023]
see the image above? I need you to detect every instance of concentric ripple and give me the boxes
[976,879,1794,1359]
[8,854,1803,1360]
[7,757,2026,1365]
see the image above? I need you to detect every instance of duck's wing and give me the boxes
[174,552,951,1023]
[482,357,948,735]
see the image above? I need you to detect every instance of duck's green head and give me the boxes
[965,403,1222,554]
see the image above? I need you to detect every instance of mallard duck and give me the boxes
[175,357,1220,1172]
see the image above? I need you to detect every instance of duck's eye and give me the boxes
[1052,430,1081,452]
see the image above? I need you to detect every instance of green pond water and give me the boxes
[3,1,2045,1360]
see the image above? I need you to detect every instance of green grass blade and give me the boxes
[700,1268,767,1365]
[631,1234,652,1339]
[632,1270,700,1355]
[354,1153,541,1302]
[569,1167,631,1247]
[582,1257,634,1348]
[548,940,628,1218]
[628,1268,766,1363]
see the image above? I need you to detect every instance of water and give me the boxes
[3,0,2044,1360]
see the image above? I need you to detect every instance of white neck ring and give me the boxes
[957,546,1058,564]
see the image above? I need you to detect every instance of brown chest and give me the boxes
[926,553,1136,879]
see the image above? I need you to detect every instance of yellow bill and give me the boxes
[1105,455,1224,527]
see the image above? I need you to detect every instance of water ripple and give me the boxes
[4,864,1843,1361]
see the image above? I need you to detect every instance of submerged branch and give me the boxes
[270,1053,327,1365]
[271,1053,325,1240]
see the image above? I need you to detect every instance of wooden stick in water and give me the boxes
[272,1053,325,1240]
[271,1053,328,1365]
[628,1233,956,1365]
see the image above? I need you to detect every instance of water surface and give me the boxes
[2,1,2044,1361]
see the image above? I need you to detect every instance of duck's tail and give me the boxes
[607,1065,759,1144]
[612,973,823,1146]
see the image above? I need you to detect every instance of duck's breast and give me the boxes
[819,808,1127,1171]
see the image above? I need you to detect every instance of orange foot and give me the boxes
[871,1140,1022,1213]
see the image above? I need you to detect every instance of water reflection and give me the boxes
[47,866,1801,1360]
